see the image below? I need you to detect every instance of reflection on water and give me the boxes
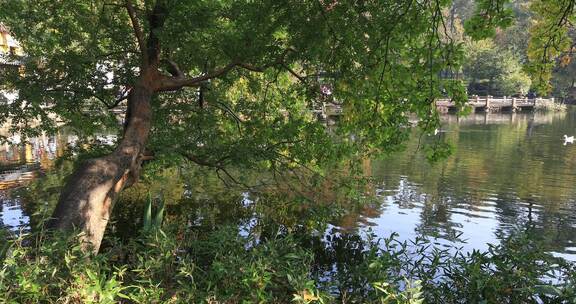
[0,131,118,232]
[336,110,576,260]
[0,134,69,231]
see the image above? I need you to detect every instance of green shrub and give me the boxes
[1,225,574,303]
[534,99,568,112]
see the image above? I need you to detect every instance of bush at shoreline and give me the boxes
[1,225,575,303]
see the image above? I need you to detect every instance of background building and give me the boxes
[0,23,22,67]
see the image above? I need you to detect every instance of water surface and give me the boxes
[341,110,576,260]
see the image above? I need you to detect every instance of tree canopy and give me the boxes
[0,0,475,167]
[0,0,571,153]
[0,0,574,250]
[464,40,531,96]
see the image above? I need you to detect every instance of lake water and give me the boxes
[349,110,576,261]
[0,133,72,232]
[1,110,576,261]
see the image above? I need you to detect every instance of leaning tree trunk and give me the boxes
[47,79,153,252]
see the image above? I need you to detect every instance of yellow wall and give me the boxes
[0,31,8,53]
[0,30,21,55]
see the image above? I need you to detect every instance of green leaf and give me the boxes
[532,285,563,296]
[143,192,152,233]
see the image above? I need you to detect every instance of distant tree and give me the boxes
[550,51,576,101]
[493,0,533,62]
[499,67,532,96]
[464,40,531,96]
[451,0,478,24]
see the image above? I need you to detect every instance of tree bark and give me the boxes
[47,75,154,252]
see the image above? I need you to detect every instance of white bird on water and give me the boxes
[563,135,574,145]
[427,128,440,136]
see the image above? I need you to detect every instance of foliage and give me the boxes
[464,0,514,40]
[425,232,576,303]
[493,0,533,60]
[0,230,126,303]
[0,0,510,183]
[550,57,576,101]
[142,192,164,233]
[463,40,531,96]
[1,222,575,303]
[0,0,571,191]
[2,1,576,301]
[526,0,576,94]
[499,66,532,96]
[534,99,568,112]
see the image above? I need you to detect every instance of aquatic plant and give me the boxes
[142,192,165,234]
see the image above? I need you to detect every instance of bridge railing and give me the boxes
[436,96,555,107]
[314,96,558,118]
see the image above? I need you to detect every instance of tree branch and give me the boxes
[181,153,232,173]
[125,0,147,66]
[146,2,168,66]
[281,63,306,82]
[156,48,297,92]
[106,88,131,109]
[156,62,239,91]
[162,59,185,78]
